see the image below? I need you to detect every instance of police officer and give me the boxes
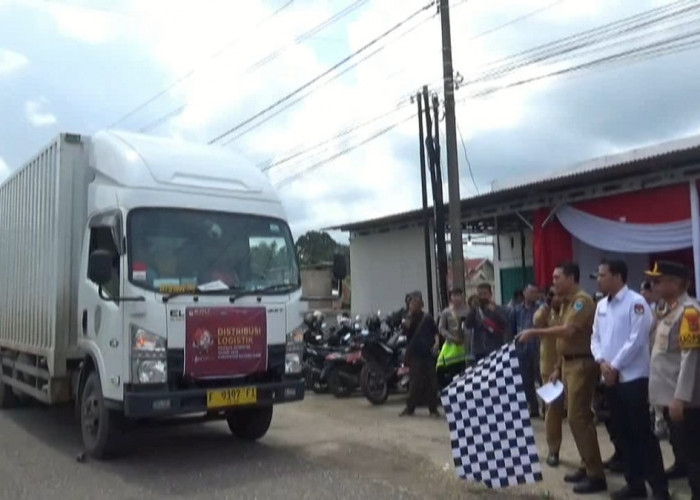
[534,286,564,467]
[646,261,700,498]
[519,261,606,494]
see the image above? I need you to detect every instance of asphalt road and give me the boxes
[0,396,499,500]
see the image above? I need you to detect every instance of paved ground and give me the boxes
[0,392,692,499]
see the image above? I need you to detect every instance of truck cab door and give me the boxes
[78,213,125,403]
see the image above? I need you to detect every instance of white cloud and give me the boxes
[0,157,11,183]
[47,2,118,44]
[25,99,58,127]
[0,48,28,76]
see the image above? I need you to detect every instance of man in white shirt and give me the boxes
[591,258,669,500]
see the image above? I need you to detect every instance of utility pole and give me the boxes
[423,86,448,310]
[416,92,434,317]
[439,0,465,293]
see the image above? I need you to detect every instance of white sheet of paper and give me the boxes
[536,381,564,404]
[197,280,229,291]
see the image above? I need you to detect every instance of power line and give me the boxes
[105,0,295,130]
[221,8,435,147]
[137,0,370,133]
[274,114,414,187]
[207,1,437,145]
[456,119,479,194]
[276,19,700,189]
[259,103,410,172]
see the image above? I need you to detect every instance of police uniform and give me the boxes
[534,303,564,463]
[557,287,606,486]
[647,261,700,498]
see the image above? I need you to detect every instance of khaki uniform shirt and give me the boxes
[556,287,596,357]
[535,304,562,375]
[649,294,700,408]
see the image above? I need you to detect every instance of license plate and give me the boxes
[206,387,257,409]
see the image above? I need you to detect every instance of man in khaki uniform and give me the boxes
[533,286,564,468]
[519,262,606,494]
[646,261,700,498]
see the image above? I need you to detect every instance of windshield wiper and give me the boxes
[162,286,244,303]
[227,283,299,303]
[162,284,298,303]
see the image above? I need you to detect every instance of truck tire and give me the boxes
[226,406,273,441]
[0,376,16,409]
[80,372,122,459]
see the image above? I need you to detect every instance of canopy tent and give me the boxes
[533,181,700,295]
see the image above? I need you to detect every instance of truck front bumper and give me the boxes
[123,379,305,419]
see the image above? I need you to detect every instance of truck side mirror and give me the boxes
[88,250,113,286]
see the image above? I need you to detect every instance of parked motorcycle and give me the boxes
[360,329,409,405]
[320,315,370,398]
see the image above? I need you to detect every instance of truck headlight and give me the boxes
[285,323,304,374]
[131,326,167,384]
[285,353,302,374]
[136,360,167,384]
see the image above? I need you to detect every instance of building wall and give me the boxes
[349,225,439,317]
[493,231,535,304]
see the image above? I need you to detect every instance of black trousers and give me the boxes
[607,378,668,495]
[601,385,624,460]
[515,344,540,413]
[406,357,439,413]
[684,407,700,500]
[663,407,687,468]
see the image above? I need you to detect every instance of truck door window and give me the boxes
[89,227,120,298]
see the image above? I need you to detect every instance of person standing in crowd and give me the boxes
[511,283,543,418]
[641,279,669,439]
[518,262,606,494]
[534,286,565,467]
[508,288,525,309]
[400,291,441,418]
[591,258,669,500]
[646,261,700,497]
[436,288,469,390]
[465,283,509,363]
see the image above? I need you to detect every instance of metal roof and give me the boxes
[327,133,700,234]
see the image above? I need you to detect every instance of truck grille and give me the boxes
[165,344,286,389]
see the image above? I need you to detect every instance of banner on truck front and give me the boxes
[185,307,268,378]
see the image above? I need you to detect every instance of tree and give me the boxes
[295,231,348,267]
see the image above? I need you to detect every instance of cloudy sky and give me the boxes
[1,0,700,256]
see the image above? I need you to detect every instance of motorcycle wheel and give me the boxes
[328,368,353,398]
[360,364,388,405]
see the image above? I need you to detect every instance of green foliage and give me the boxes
[295,230,349,268]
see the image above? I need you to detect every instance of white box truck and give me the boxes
[0,131,306,458]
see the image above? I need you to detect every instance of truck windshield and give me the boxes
[127,209,300,294]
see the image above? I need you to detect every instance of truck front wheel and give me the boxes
[80,372,122,459]
[0,375,16,409]
[226,406,273,441]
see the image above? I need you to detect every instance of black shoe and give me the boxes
[604,455,625,474]
[399,409,414,417]
[610,484,647,499]
[664,463,687,479]
[564,469,587,483]
[429,410,441,418]
[573,476,607,494]
[546,453,560,467]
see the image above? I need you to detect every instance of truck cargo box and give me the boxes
[0,133,89,394]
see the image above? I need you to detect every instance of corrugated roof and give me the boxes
[327,133,700,233]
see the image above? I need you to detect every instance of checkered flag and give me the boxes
[440,342,543,489]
